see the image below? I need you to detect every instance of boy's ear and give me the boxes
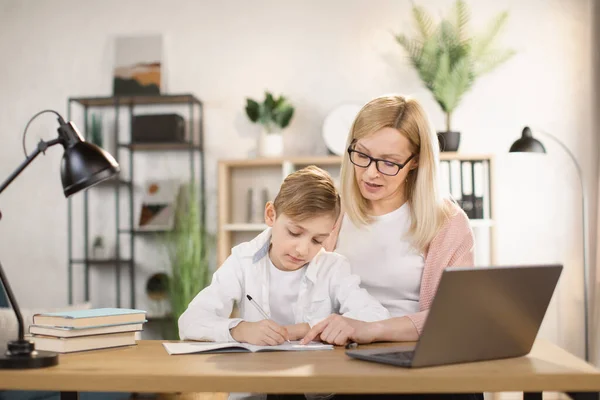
[264,201,276,227]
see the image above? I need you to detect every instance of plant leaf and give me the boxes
[451,0,470,44]
[275,106,294,129]
[245,99,259,122]
[474,48,516,76]
[471,11,509,61]
[412,3,434,40]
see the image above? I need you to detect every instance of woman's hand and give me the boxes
[284,323,310,341]
[299,315,380,346]
[230,320,290,345]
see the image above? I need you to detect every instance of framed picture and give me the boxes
[113,34,162,96]
[137,179,180,231]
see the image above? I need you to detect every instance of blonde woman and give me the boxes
[301,94,475,346]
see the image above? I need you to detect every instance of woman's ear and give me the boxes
[264,201,276,227]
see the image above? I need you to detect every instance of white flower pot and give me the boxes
[258,131,283,158]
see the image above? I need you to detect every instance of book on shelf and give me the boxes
[32,308,147,329]
[29,322,144,338]
[30,331,137,353]
[439,159,489,220]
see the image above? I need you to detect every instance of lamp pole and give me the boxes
[537,130,590,362]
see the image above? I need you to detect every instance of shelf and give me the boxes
[71,259,133,266]
[119,229,171,235]
[220,156,342,168]
[118,143,201,152]
[223,223,268,232]
[220,153,494,168]
[223,221,491,231]
[93,177,132,187]
[69,93,202,107]
[146,314,174,322]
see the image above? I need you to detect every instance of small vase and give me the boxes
[437,131,461,152]
[258,130,283,158]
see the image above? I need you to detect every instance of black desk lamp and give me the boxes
[509,126,589,362]
[0,109,120,369]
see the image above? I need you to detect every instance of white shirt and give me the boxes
[178,228,390,343]
[335,203,425,317]
[268,257,306,326]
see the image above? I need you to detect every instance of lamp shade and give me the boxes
[61,141,120,197]
[509,126,546,153]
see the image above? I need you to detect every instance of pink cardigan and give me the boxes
[331,201,475,336]
[405,203,475,335]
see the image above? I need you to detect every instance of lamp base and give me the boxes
[0,339,58,369]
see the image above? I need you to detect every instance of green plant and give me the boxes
[245,91,295,134]
[395,0,515,131]
[164,185,212,338]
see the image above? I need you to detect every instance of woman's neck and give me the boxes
[369,195,407,216]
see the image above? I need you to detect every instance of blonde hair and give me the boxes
[273,165,341,222]
[340,94,452,252]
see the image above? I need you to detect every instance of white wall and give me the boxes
[0,0,596,359]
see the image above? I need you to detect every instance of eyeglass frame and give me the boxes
[347,142,416,177]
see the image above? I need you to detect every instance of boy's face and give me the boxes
[264,203,336,272]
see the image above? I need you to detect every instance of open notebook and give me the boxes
[163,341,333,355]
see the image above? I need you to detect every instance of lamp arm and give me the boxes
[0,137,63,342]
[0,138,63,195]
[537,129,590,361]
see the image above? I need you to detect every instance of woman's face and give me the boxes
[351,127,416,212]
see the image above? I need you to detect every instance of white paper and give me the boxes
[163,341,333,355]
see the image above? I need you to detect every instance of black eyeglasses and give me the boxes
[347,146,415,176]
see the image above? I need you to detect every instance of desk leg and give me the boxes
[60,391,79,400]
[523,394,542,400]
[566,393,599,400]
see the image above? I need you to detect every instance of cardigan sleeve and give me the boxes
[405,207,475,335]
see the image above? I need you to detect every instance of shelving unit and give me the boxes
[67,94,205,310]
[217,154,496,266]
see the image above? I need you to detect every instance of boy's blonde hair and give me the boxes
[340,94,453,252]
[273,165,341,222]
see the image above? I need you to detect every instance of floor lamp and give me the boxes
[509,126,590,361]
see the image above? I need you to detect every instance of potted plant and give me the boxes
[245,91,295,157]
[394,0,515,151]
[163,184,212,339]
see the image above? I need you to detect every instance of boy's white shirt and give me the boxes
[178,227,390,343]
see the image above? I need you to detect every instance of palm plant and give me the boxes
[395,0,515,132]
[164,184,212,338]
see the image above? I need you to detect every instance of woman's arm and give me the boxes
[300,314,418,345]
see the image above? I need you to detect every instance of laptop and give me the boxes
[346,264,563,368]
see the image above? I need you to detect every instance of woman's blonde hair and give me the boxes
[273,165,341,222]
[340,94,452,252]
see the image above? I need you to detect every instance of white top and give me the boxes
[178,228,390,343]
[268,257,306,326]
[335,203,425,317]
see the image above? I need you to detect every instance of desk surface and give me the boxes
[1,339,599,394]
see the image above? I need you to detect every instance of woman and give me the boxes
[301,93,475,347]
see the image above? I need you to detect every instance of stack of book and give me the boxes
[28,308,147,353]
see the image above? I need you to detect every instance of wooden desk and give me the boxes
[0,339,599,399]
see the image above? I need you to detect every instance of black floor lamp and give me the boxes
[0,109,120,369]
[509,126,590,362]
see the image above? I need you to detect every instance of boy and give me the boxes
[178,166,389,345]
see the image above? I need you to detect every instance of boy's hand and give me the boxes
[230,320,290,345]
[284,323,310,341]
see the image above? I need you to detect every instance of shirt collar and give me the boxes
[249,228,321,283]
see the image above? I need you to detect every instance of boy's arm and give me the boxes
[178,253,245,342]
[329,258,390,322]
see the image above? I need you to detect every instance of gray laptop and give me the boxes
[346,264,563,368]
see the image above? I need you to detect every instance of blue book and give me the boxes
[33,308,147,328]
